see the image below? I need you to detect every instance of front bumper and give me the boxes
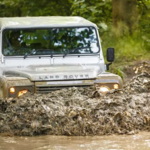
[3,72,123,98]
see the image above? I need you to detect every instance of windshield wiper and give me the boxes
[63,47,91,58]
[24,49,36,59]
[24,49,54,59]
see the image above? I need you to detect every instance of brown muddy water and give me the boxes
[1,132,150,150]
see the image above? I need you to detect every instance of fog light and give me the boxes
[99,86,110,93]
[113,84,119,89]
[10,87,15,94]
[18,90,28,97]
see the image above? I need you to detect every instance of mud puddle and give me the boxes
[1,62,150,136]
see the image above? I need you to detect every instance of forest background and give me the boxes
[0,0,150,77]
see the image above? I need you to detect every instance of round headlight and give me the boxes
[99,86,110,93]
[10,87,15,94]
[113,84,119,89]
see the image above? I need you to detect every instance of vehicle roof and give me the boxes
[0,16,97,29]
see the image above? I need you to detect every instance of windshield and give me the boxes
[2,27,100,56]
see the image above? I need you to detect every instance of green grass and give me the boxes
[100,27,150,79]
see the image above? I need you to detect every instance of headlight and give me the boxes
[99,86,110,93]
[113,84,119,89]
[10,87,15,94]
[18,90,28,97]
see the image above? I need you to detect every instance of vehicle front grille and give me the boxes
[35,80,94,93]
[35,85,91,93]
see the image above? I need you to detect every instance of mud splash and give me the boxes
[1,62,150,136]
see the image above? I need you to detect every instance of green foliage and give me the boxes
[0,0,73,17]
[71,0,112,34]
[137,0,150,51]
[102,28,148,63]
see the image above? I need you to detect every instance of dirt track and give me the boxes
[0,62,150,136]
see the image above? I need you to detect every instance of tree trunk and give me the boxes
[112,0,138,34]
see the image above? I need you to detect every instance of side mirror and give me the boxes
[107,48,114,62]
[106,48,115,70]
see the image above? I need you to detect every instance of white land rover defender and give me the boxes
[0,16,122,98]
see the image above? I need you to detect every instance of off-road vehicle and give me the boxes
[0,16,122,98]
